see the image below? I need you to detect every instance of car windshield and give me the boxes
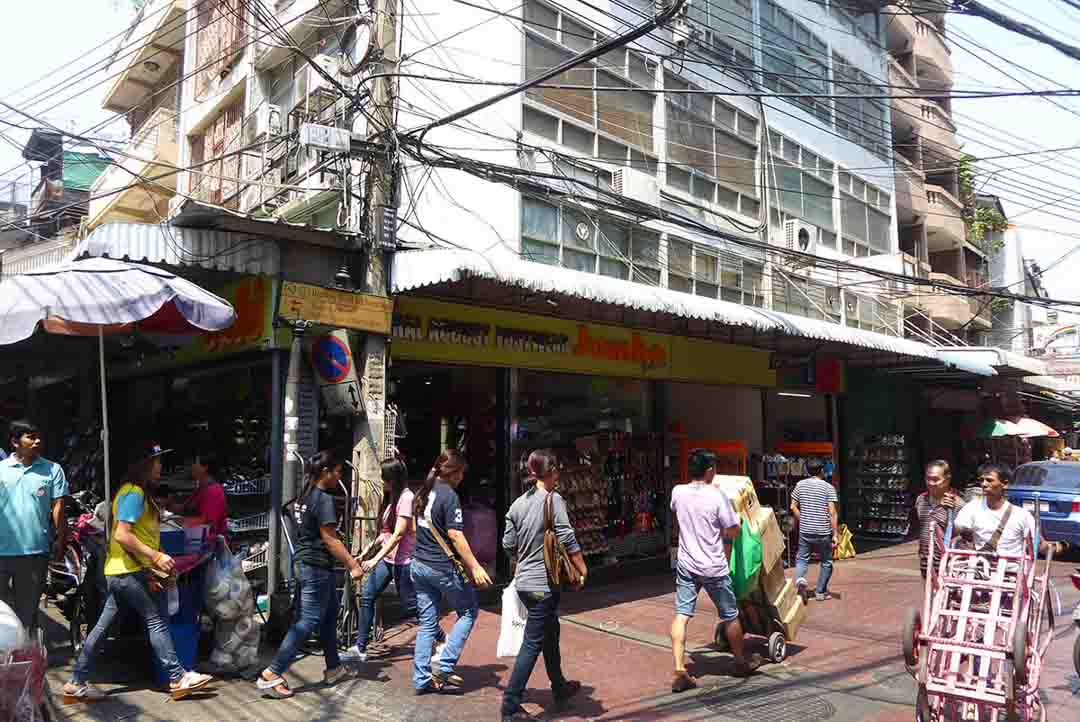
[1014,464,1080,489]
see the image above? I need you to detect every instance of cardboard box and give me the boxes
[778,596,808,641]
[768,579,799,617]
[713,476,758,516]
[759,559,788,600]
[758,511,786,571]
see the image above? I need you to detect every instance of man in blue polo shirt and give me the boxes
[0,419,68,632]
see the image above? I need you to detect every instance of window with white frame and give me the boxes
[686,0,755,67]
[839,171,891,257]
[522,2,657,171]
[521,196,661,284]
[759,1,831,124]
[827,0,881,49]
[772,274,839,322]
[665,72,760,218]
[845,293,898,336]
[666,237,765,306]
[833,52,888,157]
[766,133,836,247]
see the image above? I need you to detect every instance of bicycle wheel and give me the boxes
[372,597,385,644]
[336,586,359,651]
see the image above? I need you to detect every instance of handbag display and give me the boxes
[543,492,584,589]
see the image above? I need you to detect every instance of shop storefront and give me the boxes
[389,295,787,581]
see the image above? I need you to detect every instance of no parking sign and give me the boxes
[310,330,364,416]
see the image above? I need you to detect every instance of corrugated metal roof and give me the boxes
[72,222,280,275]
[936,347,1046,377]
[1,238,76,277]
[391,247,966,364]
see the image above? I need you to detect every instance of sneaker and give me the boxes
[671,671,696,693]
[815,592,833,602]
[553,679,582,707]
[170,671,213,700]
[61,681,106,704]
[324,666,350,686]
[796,578,809,603]
[340,645,368,664]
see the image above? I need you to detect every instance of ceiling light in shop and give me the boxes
[777,392,812,399]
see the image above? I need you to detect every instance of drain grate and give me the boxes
[700,682,837,722]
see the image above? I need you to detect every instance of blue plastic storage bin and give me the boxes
[159,530,185,556]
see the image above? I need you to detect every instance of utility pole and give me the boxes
[350,0,400,553]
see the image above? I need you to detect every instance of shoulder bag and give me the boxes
[543,493,583,589]
[978,503,1013,554]
[425,512,473,584]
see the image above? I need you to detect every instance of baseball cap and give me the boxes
[132,441,172,465]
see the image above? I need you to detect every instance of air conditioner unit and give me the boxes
[784,219,818,255]
[612,168,659,205]
[255,104,283,139]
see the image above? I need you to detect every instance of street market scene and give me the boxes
[1,1,1080,721]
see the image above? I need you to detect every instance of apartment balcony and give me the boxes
[888,57,922,138]
[913,18,953,90]
[101,0,185,115]
[894,153,928,224]
[917,101,961,161]
[86,108,179,231]
[925,183,965,251]
[909,272,977,329]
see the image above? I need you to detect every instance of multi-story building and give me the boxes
[886,1,991,343]
[387,0,914,335]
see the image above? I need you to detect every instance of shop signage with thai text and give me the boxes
[279,281,393,334]
[392,297,775,387]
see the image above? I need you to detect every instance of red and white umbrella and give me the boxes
[0,257,236,515]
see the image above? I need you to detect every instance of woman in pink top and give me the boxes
[341,459,443,662]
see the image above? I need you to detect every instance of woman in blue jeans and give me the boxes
[341,459,444,663]
[501,450,587,721]
[256,451,362,699]
[62,442,213,703]
[410,449,492,693]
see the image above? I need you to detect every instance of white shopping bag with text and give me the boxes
[496,580,528,658]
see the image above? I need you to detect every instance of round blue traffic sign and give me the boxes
[311,335,351,384]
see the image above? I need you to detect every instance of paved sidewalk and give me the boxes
[44,543,1080,721]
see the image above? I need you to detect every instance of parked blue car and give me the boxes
[1006,461,1080,547]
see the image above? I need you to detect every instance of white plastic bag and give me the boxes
[496,580,527,658]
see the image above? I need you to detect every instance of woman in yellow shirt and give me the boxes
[62,442,213,703]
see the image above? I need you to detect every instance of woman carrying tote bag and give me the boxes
[500,449,588,722]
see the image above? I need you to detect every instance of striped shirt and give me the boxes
[792,477,837,536]
[914,492,965,578]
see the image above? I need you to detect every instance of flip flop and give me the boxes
[169,675,213,701]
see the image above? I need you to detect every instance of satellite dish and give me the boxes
[340,20,373,77]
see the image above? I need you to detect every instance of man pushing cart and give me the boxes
[903,463,1061,722]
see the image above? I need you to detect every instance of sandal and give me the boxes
[256,672,293,699]
[170,671,214,700]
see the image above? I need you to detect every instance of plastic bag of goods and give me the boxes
[210,649,235,670]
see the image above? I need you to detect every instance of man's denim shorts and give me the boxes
[674,566,739,621]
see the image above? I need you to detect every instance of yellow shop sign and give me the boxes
[392,297,775,387]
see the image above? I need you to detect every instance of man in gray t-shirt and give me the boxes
[501,453,587,721]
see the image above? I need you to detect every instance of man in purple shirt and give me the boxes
[669,449,764,692]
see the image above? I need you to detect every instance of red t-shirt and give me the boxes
[186,480,229,541]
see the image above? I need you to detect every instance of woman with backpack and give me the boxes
[410,449,492,694]
[341,458,445,663]
[500,449,587,721]
[255,450,362,699]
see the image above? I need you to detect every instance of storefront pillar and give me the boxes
[351,333,387,553]
[268,346,286,597]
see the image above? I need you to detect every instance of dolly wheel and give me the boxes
[1011,617,1028,686]
[767,631,787,663]
[903,608,922,669]
[915,685,931,722]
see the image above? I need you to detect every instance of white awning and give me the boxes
[70,222,280,275]
[936,347,1046,377]
[392,247,982,367]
